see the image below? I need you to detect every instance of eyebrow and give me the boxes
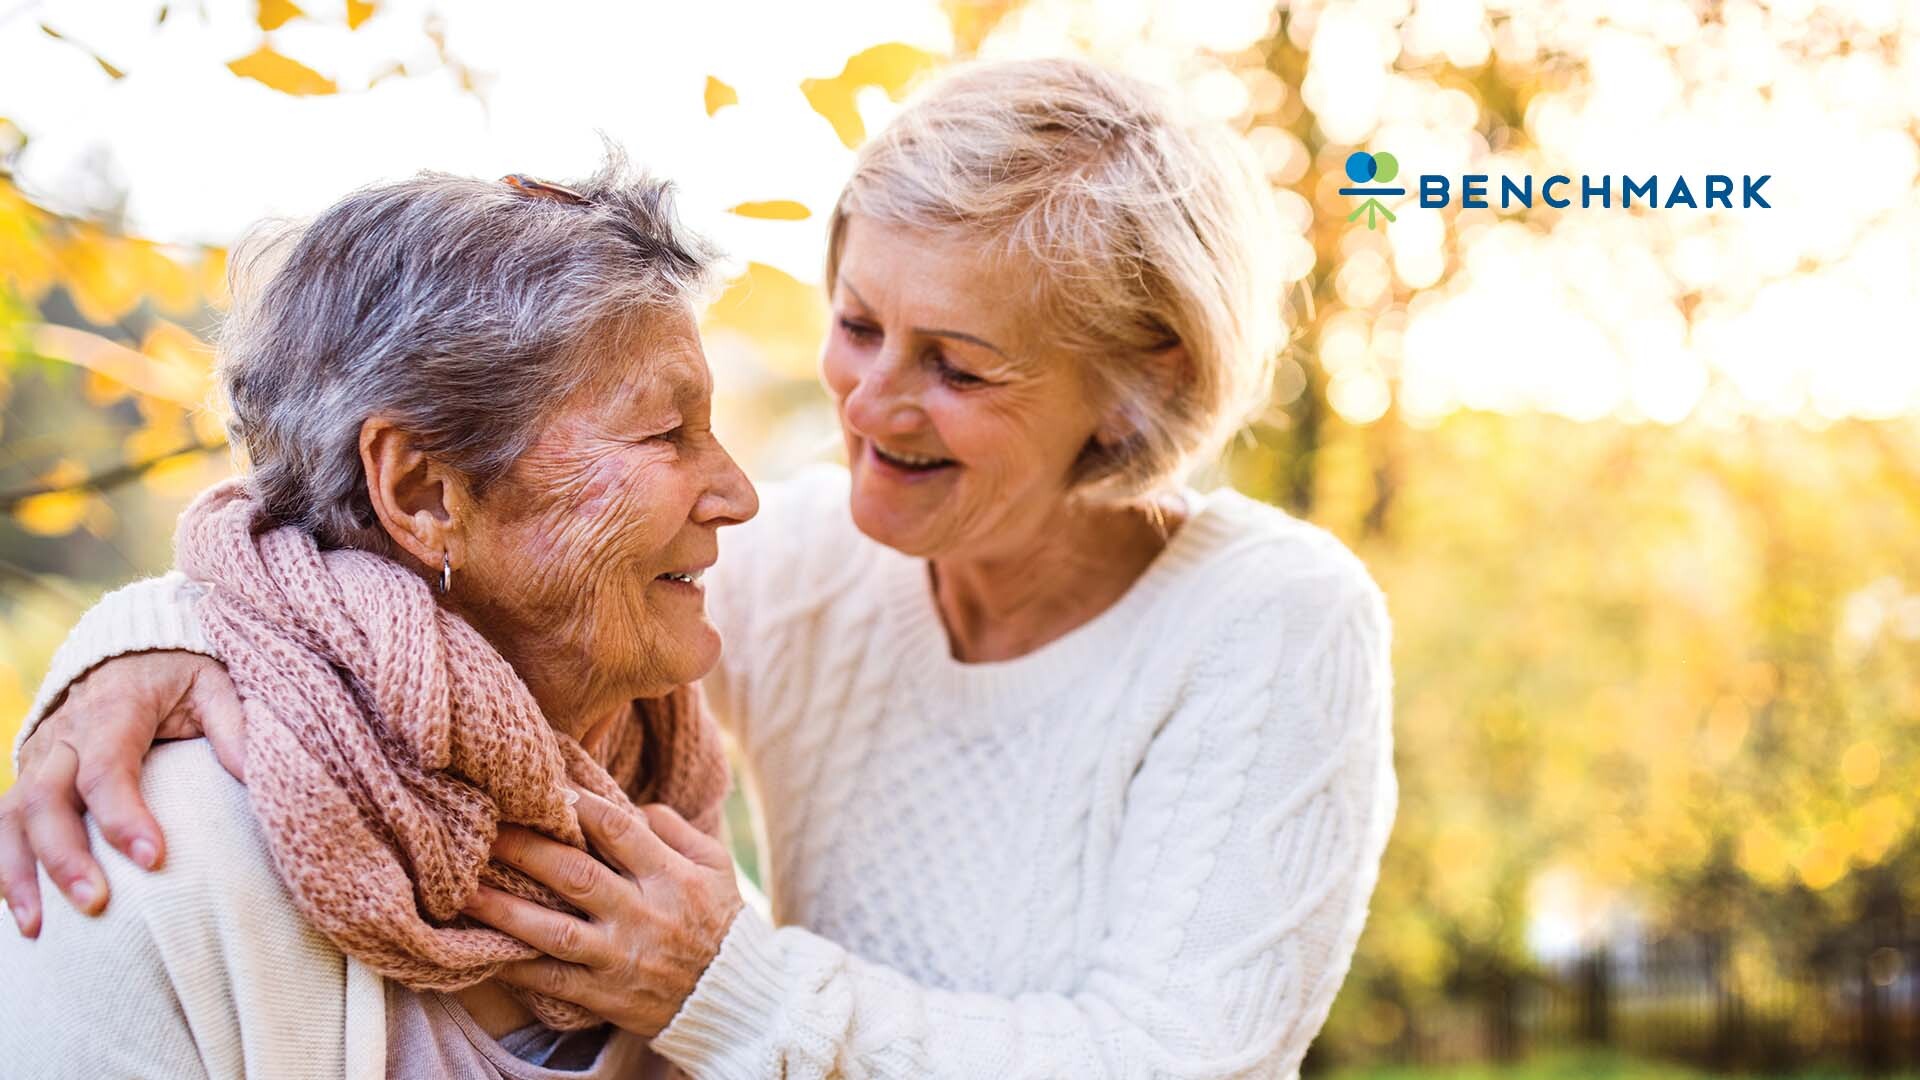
[840,278,1013,362]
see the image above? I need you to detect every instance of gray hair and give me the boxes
[218,148,720,551]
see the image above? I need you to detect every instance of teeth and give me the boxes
[660,570,704,584]
[875,444,951,468]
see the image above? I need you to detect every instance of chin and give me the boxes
[848,487,941,558]
[672,621,726,685]
[628,619,724,695]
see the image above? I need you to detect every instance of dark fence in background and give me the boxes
[1330,928,1920,1075]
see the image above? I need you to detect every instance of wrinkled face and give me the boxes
[822,216,1109,560]
[459,306,758,702]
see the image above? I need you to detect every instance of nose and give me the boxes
[840,348,926,440]
[695,435,758,528]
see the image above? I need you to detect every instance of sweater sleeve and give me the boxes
[12,572,214,769]
[651,577,1398,1080]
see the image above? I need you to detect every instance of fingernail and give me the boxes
[69,877,99,910]
[131,839,159,870]
[10,903,37,937]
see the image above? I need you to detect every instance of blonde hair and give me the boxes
[826,57,1286,500]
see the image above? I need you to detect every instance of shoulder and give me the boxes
[71,741,333,956]
[1165,488,1390,664]
[0,742,355,1077]
[134,740,284,896]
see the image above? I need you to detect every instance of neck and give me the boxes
[929,493,1184,663]
[515,666,636,754]
[447,598,641,752]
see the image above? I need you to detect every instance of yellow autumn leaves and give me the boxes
[800,43,939,149]
[223,0,373,96]
[0,173,225,538]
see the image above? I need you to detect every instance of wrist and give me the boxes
[653,907,786,1073]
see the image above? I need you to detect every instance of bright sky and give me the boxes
[0,0,1276,283]
[2,0,1915,427]
[0,0,964,282]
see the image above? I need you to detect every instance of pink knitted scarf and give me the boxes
[173,479,731,1030]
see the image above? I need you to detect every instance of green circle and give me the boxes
[1371,152,1399,184]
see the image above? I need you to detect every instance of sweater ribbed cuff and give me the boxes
[13,573,213,769]
[651,906,787,1078]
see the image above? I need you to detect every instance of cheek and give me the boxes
[933,391,1078,479]
[508,455,672,588]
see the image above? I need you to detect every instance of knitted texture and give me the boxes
[650,466,1399,1079]
[17,466,1397,1078]
[172,479,730,1030]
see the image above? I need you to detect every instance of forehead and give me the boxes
[834,216,1040,350]
[589,308,711,405]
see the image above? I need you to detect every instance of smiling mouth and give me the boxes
[656,568,706,585]
[871,443,957,473]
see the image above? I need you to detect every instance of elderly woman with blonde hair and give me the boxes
[4,57,1396,1078]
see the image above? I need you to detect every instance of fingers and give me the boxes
[571,788,677,878]
[640,803,729,872]
[462,885,604,966]
[15,713,55,776]
[19,742,109,916]
[74,756,163,871]
[70,691,185,871]
[0,793,43,937]
[491,958,602,1010]
[490,825,631,920]
[190,665,249,783]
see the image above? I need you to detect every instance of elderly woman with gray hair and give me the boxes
[0,159,758,1078]
[3,58,1396,1079]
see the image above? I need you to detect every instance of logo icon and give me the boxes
[1342,151,1404,230]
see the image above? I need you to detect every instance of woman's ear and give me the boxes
[358,417,471,574]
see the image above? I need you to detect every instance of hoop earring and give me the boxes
[438,552,452,595]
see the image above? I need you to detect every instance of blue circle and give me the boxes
[1345,152,1377,183]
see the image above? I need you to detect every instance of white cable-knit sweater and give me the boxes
[16,466,1396,1080]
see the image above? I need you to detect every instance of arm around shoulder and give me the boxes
[14,572,214,766]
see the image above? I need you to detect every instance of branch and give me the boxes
[0,437,227,512]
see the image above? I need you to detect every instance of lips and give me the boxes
[654,560,714,585]
[870,441,957,473]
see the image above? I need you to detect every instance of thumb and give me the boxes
[640,803,728,872]
[189,665,249,783]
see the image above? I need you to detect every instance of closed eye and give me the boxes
[838,317,881,344]
[934,356,987,388]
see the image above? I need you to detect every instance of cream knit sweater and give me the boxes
[13,466,1396,1080]
[0,739,389,1079]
